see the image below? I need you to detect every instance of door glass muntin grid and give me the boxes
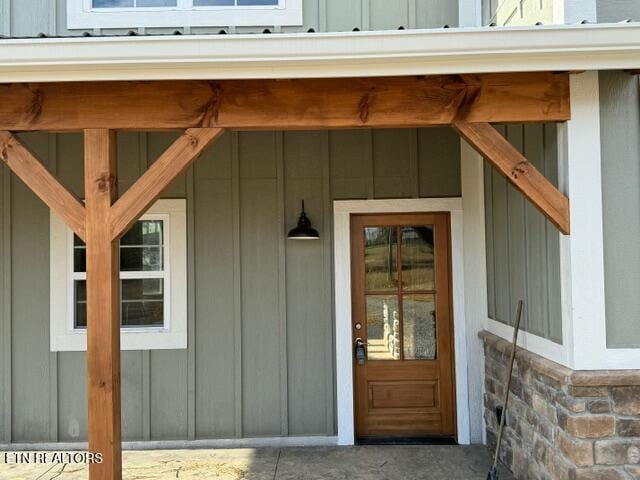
[363,223,437,361]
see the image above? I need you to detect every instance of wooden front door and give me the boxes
[351,212,456,439]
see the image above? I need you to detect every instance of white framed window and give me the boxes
[67,0,303,29]
[50,199,187,351]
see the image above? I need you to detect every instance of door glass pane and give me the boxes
[366,295,400,360]
[403,294,437,360]
[364,227,398,291]
[401,226,435,291]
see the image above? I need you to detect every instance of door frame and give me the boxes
[333,198,469,445]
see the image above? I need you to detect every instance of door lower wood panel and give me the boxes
[351,212,456,438]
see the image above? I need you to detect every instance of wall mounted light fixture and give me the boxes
[287,200,320,240]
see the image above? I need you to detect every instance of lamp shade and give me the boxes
[288,200,320,240]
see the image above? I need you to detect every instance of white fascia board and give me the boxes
[1,23,640,82]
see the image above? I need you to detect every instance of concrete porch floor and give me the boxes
[1,445,514,479]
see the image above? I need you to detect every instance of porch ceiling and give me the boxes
[0,22,639,82]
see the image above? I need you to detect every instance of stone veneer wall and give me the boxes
[481,331,640,480]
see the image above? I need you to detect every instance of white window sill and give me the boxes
[50,327,187,351]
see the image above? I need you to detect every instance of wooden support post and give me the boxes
[84,129,122,480]
[454,121,570,235]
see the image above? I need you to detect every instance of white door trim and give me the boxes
[333,198,469,445]
[459,140,488,444]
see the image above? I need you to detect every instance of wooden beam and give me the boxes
[110,127,224,240]
[0,131,86,240]
[84,129,122,480]
[0,73,570,131]
[454,122,570,235]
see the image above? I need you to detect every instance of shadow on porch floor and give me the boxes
[1,445,514,479]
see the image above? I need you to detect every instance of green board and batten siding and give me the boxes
[480,4,640,346]
[0,0,458,37]
[596,0,640,23]
[0,128,461,443]
[596,0,640,349]
[484,124,563,344]
[599,71,640,348]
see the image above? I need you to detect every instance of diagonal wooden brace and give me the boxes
[110,127,224,241]
[0,131,86,240]
[454,122,570,235]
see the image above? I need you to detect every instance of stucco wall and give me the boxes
[596,0,640,350]
[0,128,461,443]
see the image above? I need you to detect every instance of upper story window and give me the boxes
[67,0,302,29]
[92,0,279,7]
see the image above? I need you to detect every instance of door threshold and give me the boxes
[356,436,458,446]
